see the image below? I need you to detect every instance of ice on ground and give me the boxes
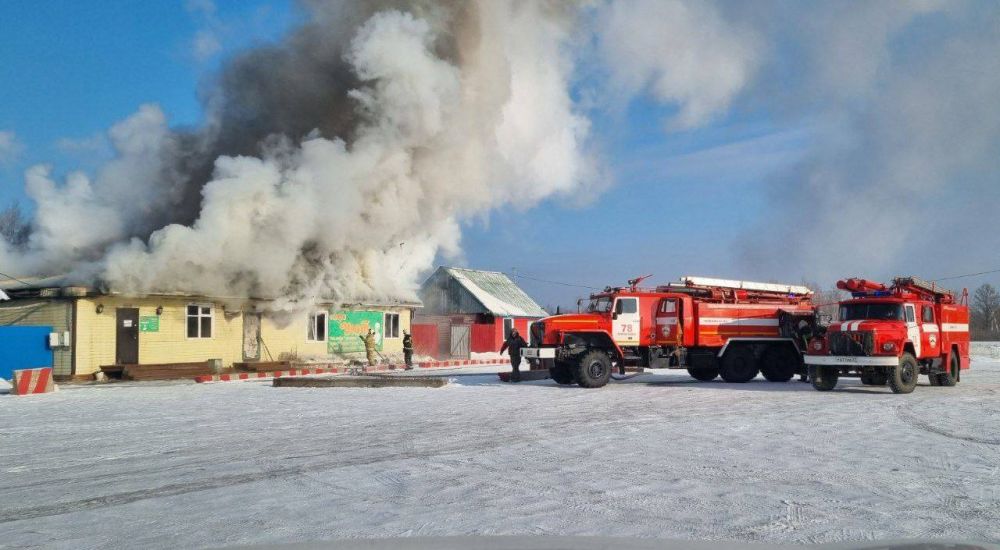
[1,352,999,548]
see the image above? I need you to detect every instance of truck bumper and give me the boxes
[804,355,899,367]
[522,347,556,359]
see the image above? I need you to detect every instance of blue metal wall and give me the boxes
[0,325,53,381]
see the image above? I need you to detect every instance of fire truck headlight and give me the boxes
[882,342,896,352]
[812,341,823,351]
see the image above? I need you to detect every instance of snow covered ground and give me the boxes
[2,350,999,549]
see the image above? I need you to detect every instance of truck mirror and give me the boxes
[612,312,618,320]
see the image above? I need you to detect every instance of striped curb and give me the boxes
[194,359,511,383]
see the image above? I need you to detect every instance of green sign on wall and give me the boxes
[139,316,160,332]
[328,310,383,353]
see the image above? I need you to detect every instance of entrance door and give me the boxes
[450,324,470,359]
[243,313,261,361]
[612,297,640,345]
[115,308,139,365]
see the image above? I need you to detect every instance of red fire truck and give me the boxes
[522,276,816,388]
[805,276,970,394]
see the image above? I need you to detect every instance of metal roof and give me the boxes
[442,267,547,317]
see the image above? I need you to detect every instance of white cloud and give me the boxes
[186,0,223,62]
[595,0,762,129]
[0,130,24,165]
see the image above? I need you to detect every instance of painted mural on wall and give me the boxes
[328,310,383,353]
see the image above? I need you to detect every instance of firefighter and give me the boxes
[500,328,527,382]
[402,330,414,370]
[360,329,377,367]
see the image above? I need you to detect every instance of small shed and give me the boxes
[414,267,547,358]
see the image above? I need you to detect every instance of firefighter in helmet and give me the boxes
[402,330,414,370]
[360,329,377,367]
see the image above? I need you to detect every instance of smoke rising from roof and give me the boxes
[5,1,996,305]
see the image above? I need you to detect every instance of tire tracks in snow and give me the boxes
[0,432,533,524]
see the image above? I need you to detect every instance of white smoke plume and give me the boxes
[2,1,598,311]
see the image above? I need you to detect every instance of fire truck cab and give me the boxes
[805,276,970,394]
[522,276,816,388]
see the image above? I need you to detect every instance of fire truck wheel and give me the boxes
[719,346,759,383]
[549,361,575,385]
[860,368,888,386]
[760,346,798,382]
[687,367,719,381]
[930,352,960,387]
[809,365,838,391]
[888,353,919,394]
[575,350,612,388]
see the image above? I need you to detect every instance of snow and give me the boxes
[2,352,1000,548]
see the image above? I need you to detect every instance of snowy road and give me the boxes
[2,350,1000,549]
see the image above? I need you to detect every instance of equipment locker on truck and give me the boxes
[522,276,817,388]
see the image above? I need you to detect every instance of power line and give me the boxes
[507,270,601,290]
[0,271,34,287]
[931,267,1000,283]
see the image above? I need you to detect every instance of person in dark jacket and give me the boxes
[402,330,414,370]
[500,328,527,382]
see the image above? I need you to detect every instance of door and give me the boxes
[115,308,139,365]
[656,298,680,345]
[904,303,921,357]
[243,313,261,361]
[919,304,940,357]
[612,297,640,345]
[450,324,470,359]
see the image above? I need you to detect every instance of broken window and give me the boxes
[187,305,212,338]
[308,312,327,342]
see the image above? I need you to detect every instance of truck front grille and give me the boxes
[829,330,874,356]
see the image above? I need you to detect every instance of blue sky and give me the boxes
[3,2,994,309]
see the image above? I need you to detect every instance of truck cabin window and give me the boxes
[615,298,637,314]
[839,303,904,321]
[588,296,612,313]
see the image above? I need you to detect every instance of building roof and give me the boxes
[0,274,422,308]
[438,267,547,317]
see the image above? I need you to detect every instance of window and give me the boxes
[587,296,612,313]
[660,299,677,314]
[384,312,400,339]
[308,312,327,342]
[503,318,513,340]
[905,305,916,323]
[615,298,637,314]
[921,305,934,323]
[186,305,212,338]
[839,303,904,321]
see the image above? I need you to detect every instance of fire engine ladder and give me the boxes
[893,276,953,301]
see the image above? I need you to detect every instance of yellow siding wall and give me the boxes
[379,308,411,353]
[73,296,416,374]
[75,297,243,375]
[259,314,328,361]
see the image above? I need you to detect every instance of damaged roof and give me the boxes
[434,267,547,317]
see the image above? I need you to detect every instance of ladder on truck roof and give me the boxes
[678,276,813,296]
[893,276,953,301]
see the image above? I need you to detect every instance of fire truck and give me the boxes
[804,276,970,394]
[522,276,816,388]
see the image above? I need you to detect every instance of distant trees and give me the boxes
[0,202,30,248]
[971,283,1000,340]
[802,281,847,323]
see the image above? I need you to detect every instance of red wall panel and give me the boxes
[470,323,497,353]
[410,324,439,359]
